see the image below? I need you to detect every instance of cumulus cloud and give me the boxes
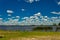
[7,10,14,14]
[8,14,12,16]
[25,0,34,3]
[58,1,60,5]
[44,16,50,19]
[0,18,3,20]
[22,17,29,19]
[34,12,41,16]
[30,16,35,19]
[7,10,14,16]
[13,19,19,22]
[51,11,60,14]
[8,18,11,20]
[0,12,60,25]
[21,9,25,11]
[0,18,3,25]
[16,16,20,19]
[12,17,15,18]
[4,18,19,25]
[44,16,48,18]
[35,0,40,2]
[51,17,58,19]
[25,0,40,3]
[43,19,48,21]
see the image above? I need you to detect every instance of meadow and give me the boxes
[0,30,60,40]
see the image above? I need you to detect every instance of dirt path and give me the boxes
[10,36,60,40]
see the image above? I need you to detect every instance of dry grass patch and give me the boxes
[10,36,60,40]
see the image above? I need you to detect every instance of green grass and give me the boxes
[0,31,60,40]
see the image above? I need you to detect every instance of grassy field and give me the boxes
[0,30,60,40]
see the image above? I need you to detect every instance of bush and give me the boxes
[0,36,3,38]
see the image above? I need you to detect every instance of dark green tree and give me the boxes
[33,27,42,31]
[58,23,60,26]
[53,23,57,26]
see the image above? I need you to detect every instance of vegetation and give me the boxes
[53,23,57,26]
[58,23,60,26]
[33,27,42,31]
[33,26,52,31]
[52,23,60,26]
[0,31,60,40]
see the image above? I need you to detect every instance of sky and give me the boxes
[0,0,60,25]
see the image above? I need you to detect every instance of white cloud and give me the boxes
[21,9,25,11]
[0,12,60,25]
[58,1,60,5]
[12,17,15,18]
[13,19,19,22]
[35,0,40,2]
[7,10,14,14]
[51,11,60,14]
[44,16,48,18]
[25,0,34,3]
[51,17,58,19]
[8,18,11,20]
[43,19,48,21]
[20,12,60,25]
[30,16,34,19]
[16,16,20,19]
[44,16,49,19]
[0,18,3,25]
[25,0,40,3]
[34,16,39,19]
[0,18,3,20]
[34,12,41,16]
[8,14,12,16]
[3,18,19,25]
[22,17,29,19]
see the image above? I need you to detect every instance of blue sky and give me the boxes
[0,0,60,18]
[0,0,60,25]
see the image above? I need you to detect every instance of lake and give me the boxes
[0,25,60,31]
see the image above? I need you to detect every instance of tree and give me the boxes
[58,23,60,26]
[33,27,42,31]
[53,23,57,26]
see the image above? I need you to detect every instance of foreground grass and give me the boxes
[0,30,60,40]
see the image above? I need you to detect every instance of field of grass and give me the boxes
[0,30,60,40]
